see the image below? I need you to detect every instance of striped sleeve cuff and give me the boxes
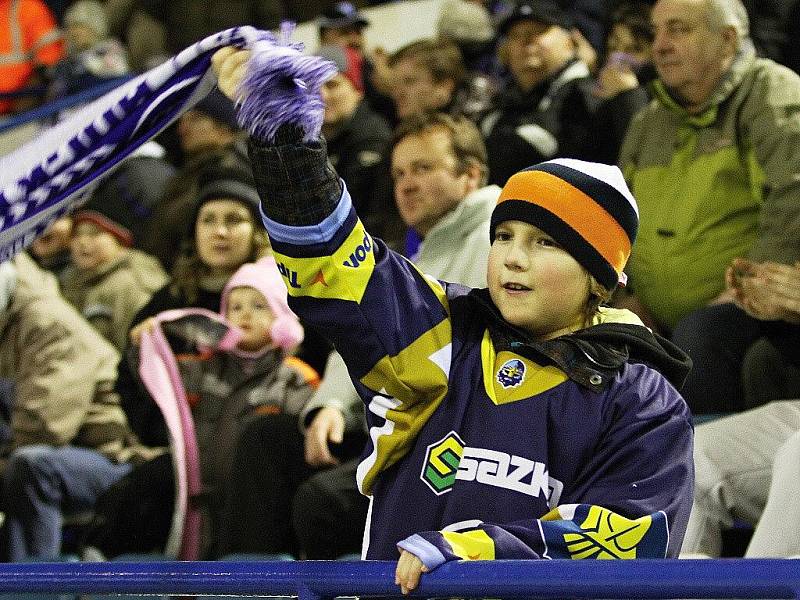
[397,534,447,571]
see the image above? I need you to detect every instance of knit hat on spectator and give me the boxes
[490,158,639,291]
[220,256,304,352]
[193,87,239,131]
[318,2,369,30]
[64,0,109,39]
[498,0,573,36]
[316,44,364,93]
[438,0,495,44]
[190,166,261,231]
[73,209,134,247]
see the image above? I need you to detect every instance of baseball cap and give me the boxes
[498,0,573,37]
[318,2,370,30]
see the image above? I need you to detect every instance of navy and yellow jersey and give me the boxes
[260,175,693,566]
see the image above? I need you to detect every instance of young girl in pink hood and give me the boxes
[83,257,318,559]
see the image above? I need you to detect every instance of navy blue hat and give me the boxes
[187,166,261,240]
[192,87,239,131]
[318,1,369,30]
[498,0,573,36]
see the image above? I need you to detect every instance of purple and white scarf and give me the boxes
[0,26,266,261]
[0,23,338,262]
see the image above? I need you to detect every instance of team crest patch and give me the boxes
[497,358,526,388]
[421,431,465,495]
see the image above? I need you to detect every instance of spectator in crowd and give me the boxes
[318,1,369,52]
[115,166,271,448]
[436,0,500,122]
[0,253,161,562]
[682,257,800,557]
[139,88,248,272]
[0,0,63,114]
[386,38,468,122]
[218,112,501,559]
[29,216,73,279]
[586,1,654,164]
[86,257,316,559]
[316,44,401,246]
[46,0,128,101]
[481,0,596,186]
[316,2,397,124]
[59,209,168,352]
[618,0,800,414]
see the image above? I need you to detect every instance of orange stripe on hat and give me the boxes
[497,169,632,275]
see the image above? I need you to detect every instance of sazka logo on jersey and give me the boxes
[497,358,526,388]
[421,432,465,495]
[421,431,564,504]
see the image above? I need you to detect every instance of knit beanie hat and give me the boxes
[73,209,134,247]
[220,256,304,352]
[189,166,261,234]
[490,158,638,291]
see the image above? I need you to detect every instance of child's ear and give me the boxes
[589,276,612,304]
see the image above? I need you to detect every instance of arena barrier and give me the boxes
[0,559,798,598]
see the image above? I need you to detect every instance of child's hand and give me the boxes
[211,47,251,101]
[129,317,157,346]
[395,549,429,595]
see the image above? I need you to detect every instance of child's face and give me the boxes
[226,286,276,352]
[488,220,591,340]
[70,222,123,271]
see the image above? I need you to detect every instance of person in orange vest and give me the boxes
[0,0,64,115]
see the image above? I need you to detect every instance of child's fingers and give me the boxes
[395,550,425,595]
[211,47,237,73]
[213,49,251,100]
[129,317,156,345]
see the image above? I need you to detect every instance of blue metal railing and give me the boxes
[0,559,798,599]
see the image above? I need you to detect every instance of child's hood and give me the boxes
[465,287,692,391]
[220,256,304,352]
[221,256,291,316]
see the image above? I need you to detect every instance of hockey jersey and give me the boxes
[249,136,694,567]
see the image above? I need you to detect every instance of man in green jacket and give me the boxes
[618,0,800,414]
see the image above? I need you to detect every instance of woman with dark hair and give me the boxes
[114,165,271,448]
[587,1,655,163]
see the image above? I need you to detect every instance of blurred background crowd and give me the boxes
[1,0,800,565]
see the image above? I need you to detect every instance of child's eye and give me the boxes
[537,237,560,248]
[495,231,512,242]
